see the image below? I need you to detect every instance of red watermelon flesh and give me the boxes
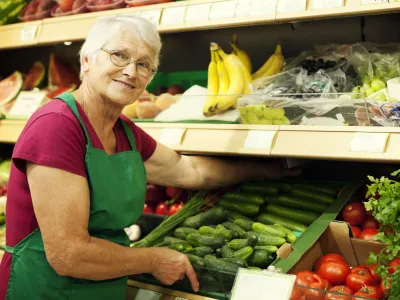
[0,71,23,106]
[23,61,46,91]
[46,84,77,99]
[0,99,16,117]
[48,54,80,88]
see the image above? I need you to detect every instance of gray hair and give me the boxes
[79,16,162,78]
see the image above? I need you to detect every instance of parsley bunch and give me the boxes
[365,170,400,300]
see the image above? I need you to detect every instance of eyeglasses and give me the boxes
[101,48,156,78]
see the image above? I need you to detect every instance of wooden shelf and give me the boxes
[2,119,400,162]
[0,0,399,50]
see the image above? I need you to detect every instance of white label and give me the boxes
[161,6,187,25]
[312,0,344,9]
[209,0,238,20]
[134,289,162,300]
[7,91,46,119]
[235,0,252,17]
[175,298,189,300]
[249,0,278,16]
[277,0,307,13]
[140,9,162,26]
[244,130,277,149]
[350,132,390,153]
[159,128,186,146]
[361,0,393,4]
[231,268,296,300]
[185,3,211,22]
[20,24,38,42]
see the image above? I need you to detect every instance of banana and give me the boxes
[203,47,219,117]
[230,34,252,73]
[252,43,285,81]
[215,51,230,95]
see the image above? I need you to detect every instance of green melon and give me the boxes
[0,71,23,107]
[23,61,46,91]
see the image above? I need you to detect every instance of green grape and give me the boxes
[247,114,260,124]
[263,108,274,120]
[371,79,386,92]
[239,106,247,116]
[372,92,386,101]
[259,118,273,125]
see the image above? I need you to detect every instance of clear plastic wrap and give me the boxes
[354,100,400,127]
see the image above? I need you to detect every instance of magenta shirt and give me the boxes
[0,99,157,299]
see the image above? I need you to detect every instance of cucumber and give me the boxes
[252,222,287,238]
[264,196,279,204]
[225,210,253,222]
[257,213,308,232]
[174,227,197,240]
[216,225,233,242]
[247,266,262,271]
[168,244,186,252]
[185,246,214,258]
[221,244,234,258]
[272,224,297,243]
[293,183,338,196]
[199,226,218,237]
[291,186,336,205]
[231,246,253,260]
[228,239,249,251]
[254,245,278,252]
[204,255,241,274]
[221,192,265,206]
[183,207,228,229]
[186,233,225,249]
[276,194,328,214]
[164,236,190,246]
[249,232,286,247]
[223,222,247,238]
[264,203,319,225]
[240,182,280,196]
[186,254,205,268]
[218,199,259,216]
[248,250,274,269]
[234,219,254,231]
[221,258,248,267]
[247,234,258,247]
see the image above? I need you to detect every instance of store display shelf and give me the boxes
[0,0,400,50]
[2,119,400,162]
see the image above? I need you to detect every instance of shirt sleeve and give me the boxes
[12,113,87,178]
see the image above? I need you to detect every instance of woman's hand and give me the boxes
[150,247,199,292]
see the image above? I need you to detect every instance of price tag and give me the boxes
[350,132,390,153]
[244,130,277,149]
[175,298,188,300]
[134,289,162,300]
[161,6,187,25]
[312,0,344,9]
[7,91,46,119]
[20,24,38,42]
[235,0,252,17]
[159,128,186,146]
[185,3,211,23]
[277,0,307,13]
[209,0,238,21]
[231,268,296,300]
[249,0,278,16]
[140,9,162,26]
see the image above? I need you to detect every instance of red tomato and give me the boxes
[342,203,366,226]
[360,228,379,241]
[380,279,391,297]
[59,0,73,12]
[366,264,381,283]
[388,257,400,274]
[353,285,382,299]
[346,267,378,291]
[295,270,315,287]
[145,184,166,204]
[317,261,351,285]
[290,286,303,300]
[351,226,362,238]
[168,203,184,216]
[143,203,154,214]
[361,216,380,231]
[155,202,169,215]
[302,274,332,299]
[314,254,347,272]
[325,285,353,300]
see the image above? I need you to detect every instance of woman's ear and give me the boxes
[81,56,90,73]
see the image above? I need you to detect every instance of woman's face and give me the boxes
[83,31,156,107]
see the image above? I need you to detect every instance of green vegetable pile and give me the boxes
[365,170,400,300]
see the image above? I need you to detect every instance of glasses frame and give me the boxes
[101,48,157,79]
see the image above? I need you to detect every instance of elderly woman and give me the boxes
[0,16,297,299]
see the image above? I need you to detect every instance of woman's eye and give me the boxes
[138,61,150,69]
[113,52,127,59]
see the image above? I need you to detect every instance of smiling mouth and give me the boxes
[113,80,135,89]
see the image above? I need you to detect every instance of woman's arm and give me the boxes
[145,142,299,189]
[27,163,198,291]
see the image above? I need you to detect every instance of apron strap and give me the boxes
[120,120,138,152]
[5,245,14,254]
[56,92,93,147]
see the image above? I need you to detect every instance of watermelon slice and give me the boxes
[23,61,46,91]
[0,99,15,117]
[46,84,77,99]
[0,71,23,107]
[48,54,80,88]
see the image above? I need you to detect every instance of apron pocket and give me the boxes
[69,277,127,300]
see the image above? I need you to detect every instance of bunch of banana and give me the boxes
[231,34,252,74]
[252,43,285,81]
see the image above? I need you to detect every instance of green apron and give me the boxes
[5,92,146,299]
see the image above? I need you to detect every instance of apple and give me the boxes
[167,84,185,95]
[145,184,166,204]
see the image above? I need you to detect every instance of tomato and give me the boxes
[366,264,381,283]
[143,203,154,214]
[168,203,184,216]
[296,270,315,287]
[317,261,351,285]
[342,203,366,226]
[314,254,347,272]
[380,279,391,297]
[361,216,380,231]
[291,286,303,300]
[145,184,166,204]
[360,228,379,241]
[166,187,188,202]
[346,267,378,291]
[388,257,400,274]
[155,202,169,215]
[353,285,382,299]
[325,286,354,300]
[302,274,332,298]
[351,226,362,238]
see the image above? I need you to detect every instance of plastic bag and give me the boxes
[355,100,400,127]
